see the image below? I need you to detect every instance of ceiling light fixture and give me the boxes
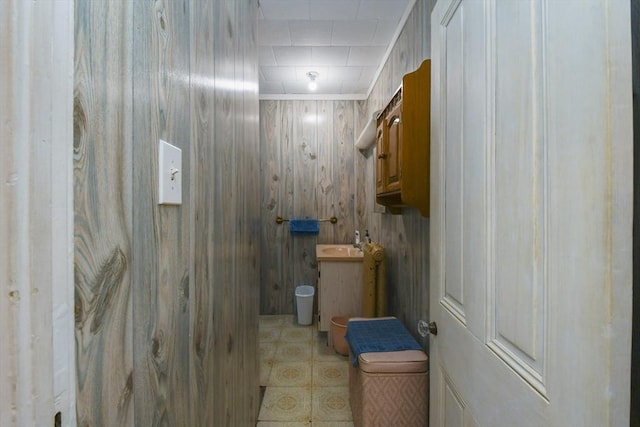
[307,71,319,91]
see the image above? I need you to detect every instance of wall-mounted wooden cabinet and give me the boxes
[375,59,431,217]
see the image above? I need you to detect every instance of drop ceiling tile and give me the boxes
[258,0,414,96]
[356,0,404,21]
[283,80,314,94]
[331,20,377,46]
[259,20,291,45]
[259,47,277,66]
[261,66,297,81]
[310,46,349,66]
[327,66,363,81]
[309,0,359,20]
[347,46,386,66]
[273,46,312,66]
[289,20,333,46]
[341,80,370,93]
[294,67,330,81]
[260,0,310,20]
[315,80,343,93]
[260,81,285,94]
[282,79,342,94]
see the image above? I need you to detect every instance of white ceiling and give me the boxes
[258,0,414,99]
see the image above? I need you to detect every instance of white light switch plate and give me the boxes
[158,139,182,205]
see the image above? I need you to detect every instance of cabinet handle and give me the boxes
[377,153,388,159]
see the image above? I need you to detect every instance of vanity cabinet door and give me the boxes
[317,261,363,334]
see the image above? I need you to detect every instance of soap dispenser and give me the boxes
[365,229,371,243]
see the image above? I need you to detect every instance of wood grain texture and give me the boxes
[260,100,288,314]
[237,1,261,423]
[317,101,335,243]
[75,0,260,425]
[74,1,134,425]
[333,101,356,244]
[292,101,319,297]
[354,100,370,227]
[131,0,191,425]
[631,1,640,424]
[189,2,216,424]
[190,0,261,425]
[259,100,358,315]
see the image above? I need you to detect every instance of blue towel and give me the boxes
[289,219,320,235]
[345,318,422,367]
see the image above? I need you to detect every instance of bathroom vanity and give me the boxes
[315,245,363,343]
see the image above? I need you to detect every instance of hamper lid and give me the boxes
[358,349,427,374]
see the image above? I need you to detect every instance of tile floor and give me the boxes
[258,315,354,427]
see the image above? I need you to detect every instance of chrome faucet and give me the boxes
[354,230,361,249]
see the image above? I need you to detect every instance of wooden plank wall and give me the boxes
[631,0,639,424]
[356,0,435,344]
[131,0,191,425]
[259,0,436,346]
[1,1,74,425]
[260,100,356,314]
[74,0,260,425]
[74,1,134,425]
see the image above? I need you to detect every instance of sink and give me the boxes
[316,244,364,261]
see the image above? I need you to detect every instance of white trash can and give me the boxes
[295,285,315,325]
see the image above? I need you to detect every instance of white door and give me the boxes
[429,1,633,426]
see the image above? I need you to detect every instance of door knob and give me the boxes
[417,320,437,337]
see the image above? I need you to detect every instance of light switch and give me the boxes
[158,139,182,205]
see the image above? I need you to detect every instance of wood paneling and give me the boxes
[292,101,319,296]
[630,0,639,424]
[74,0,260,425]
[74,1,134,425]
[333,101,356,243]
[131,0,191,424]
[260,100,357,314]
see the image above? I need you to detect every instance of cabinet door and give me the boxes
[318,262,363,332]
[375,123,385,195]
[385,102,402,192]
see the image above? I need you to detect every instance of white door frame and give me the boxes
[0,1,75,425]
